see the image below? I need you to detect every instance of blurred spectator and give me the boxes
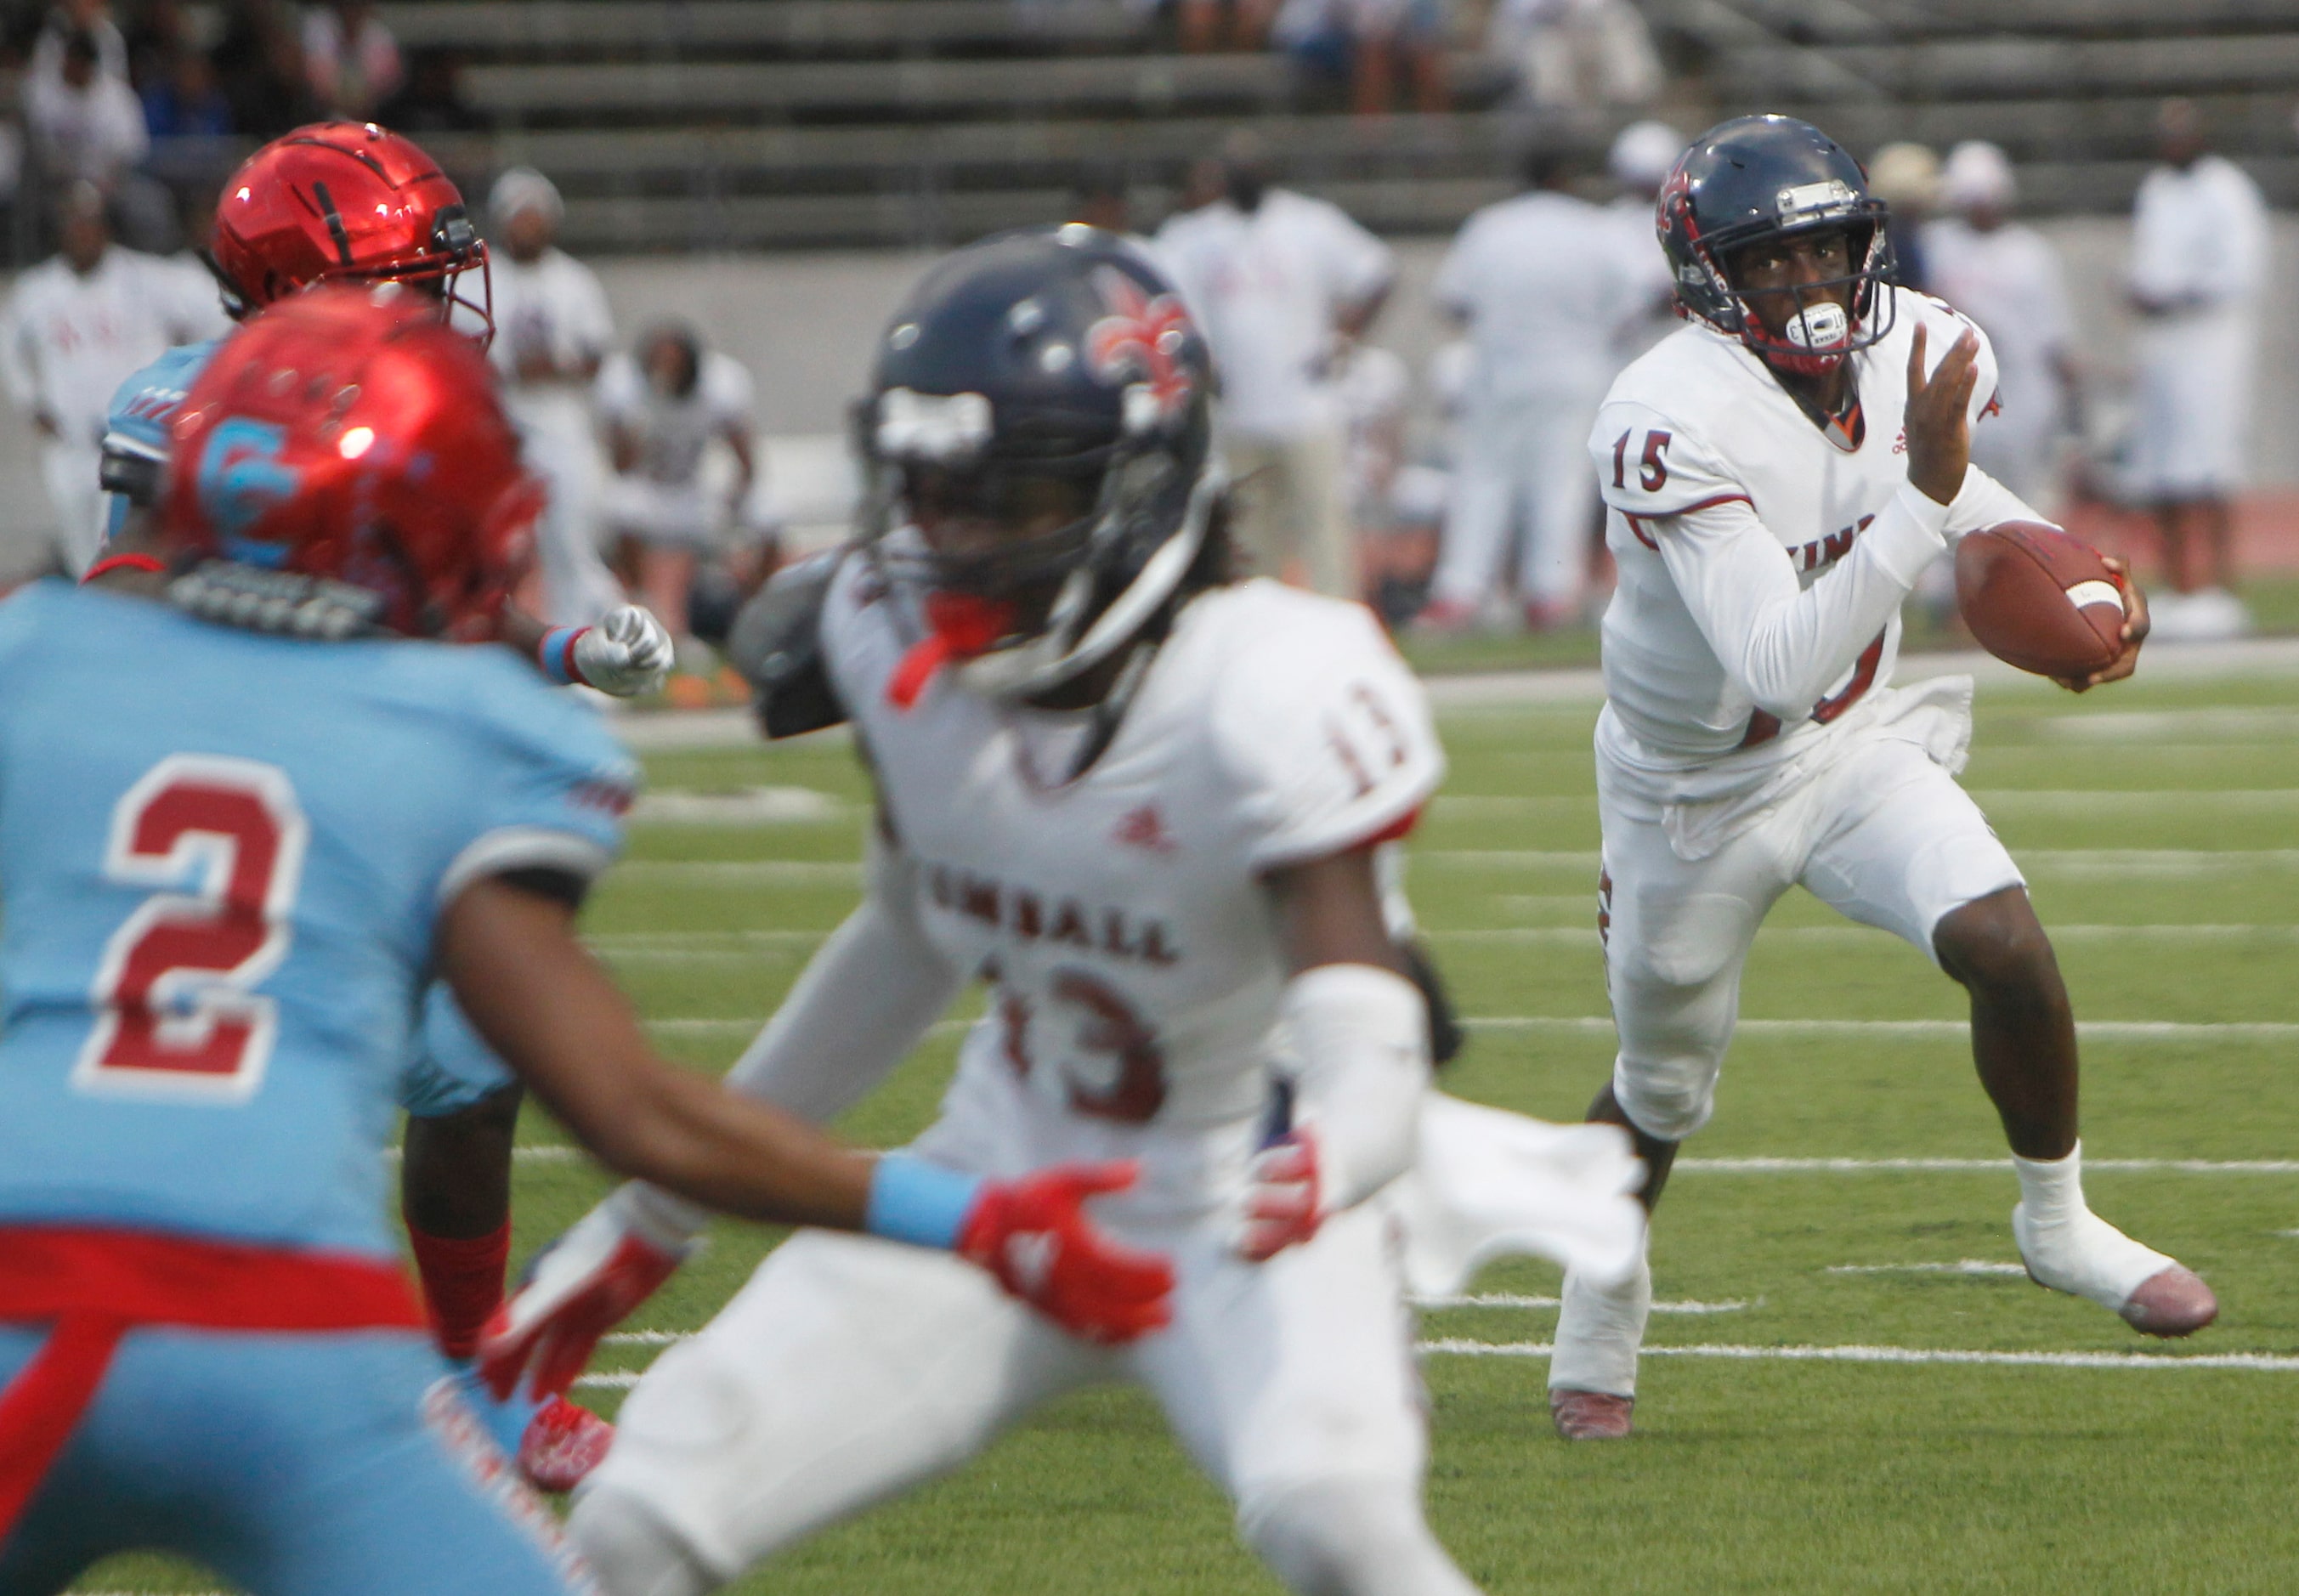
[1347,0,1449,116]
[24,26,146,187]
[1487,0,1659,110]
[1180,0,1277,53]
[2126,99,2266,640]
[1068,158,1132,234]
[1868,141,1940,292]
[597,320,758,703]
[1603,119,1684,365]
[303,0,401,120]
[1153,132,1394,599]
[1421,144,1634,631]
[122,0,192,89]
[141,48,232,138]
[214,0,319,139]
[1922,140,2078,512]
[488,167,623,629]
[1,184,215,571]
[379,48,485,135]
[29,1,128,84]
[1334,332,1408,536]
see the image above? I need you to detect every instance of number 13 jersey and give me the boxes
[826,564,1442,1201]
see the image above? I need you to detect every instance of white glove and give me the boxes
[569,605,674,697]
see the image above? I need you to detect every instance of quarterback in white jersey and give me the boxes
[1546,117,2212,1444]
[478,228,1645,1596]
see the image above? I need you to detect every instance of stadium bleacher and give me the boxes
[369,0,2299,252]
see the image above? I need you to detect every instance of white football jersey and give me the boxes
[824,563,1442,1175]
[0,247,212,449]
[1588,285,2034,799]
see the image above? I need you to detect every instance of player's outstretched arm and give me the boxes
[501,603,676,697]
[445,875,1174,1395]
[1237,847,1430,1262]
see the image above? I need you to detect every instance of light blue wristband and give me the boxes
[865,1154,984,1251]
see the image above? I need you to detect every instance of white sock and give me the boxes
[2011,1140,2175,1310]
[1548,1241,1651,1398]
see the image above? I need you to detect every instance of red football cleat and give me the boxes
[2120,1265,2219,1338]
[518,1396,614,1492]
[1549,1388,1634,1441]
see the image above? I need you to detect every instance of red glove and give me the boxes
[957,1162,1175,1344]
[1238,1130,1322,1262]
[478,1190,695,1401]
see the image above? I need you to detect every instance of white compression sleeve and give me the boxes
[1282,964,1429,1214]
[1941,463,2048,542]
[620,836,963,1242]
[1655,479,1950,718]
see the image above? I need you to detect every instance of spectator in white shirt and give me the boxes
[303,0,402,120]
[597,321,757,693]
[24,26,147,190]
[1603,120,1685,365]
[1153,133,1395,598]
[1,184,214,572]
[487,167,624,627]
[1922,141,2079,512]
[2126,99,2267,640]
[1422,144,1639,631]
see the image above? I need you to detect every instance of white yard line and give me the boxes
[1826,1261,2029,1276]
[609,859,861,885]
[569,1340,2299,1389]
[1680,1157,2299,1174]
[1459,1016,2299,1041]
[1428,924,2299,946]
[1413,1341,2299,1371]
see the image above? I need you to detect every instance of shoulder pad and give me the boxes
[726,549,847,740]
[99,432,167,507]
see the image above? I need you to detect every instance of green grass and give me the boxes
[75,663,2299,1594]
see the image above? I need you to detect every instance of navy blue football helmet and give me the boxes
[1657,115,1896,374]
[857,224,1219,702]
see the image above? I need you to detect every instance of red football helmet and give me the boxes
[208,122,490,341]
[161,285,542,641]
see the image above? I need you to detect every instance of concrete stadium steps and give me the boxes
[380,0,1150,61]
[548,173,1517,251]
[1718,33,2299,105]
[1665,0,2299,47]
[456,51,1510,127]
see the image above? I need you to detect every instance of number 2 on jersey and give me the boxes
[74,754,309,1101]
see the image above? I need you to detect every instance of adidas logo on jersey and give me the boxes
[1113,804,1176,854]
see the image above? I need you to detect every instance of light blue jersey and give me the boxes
[105,337,527,1118]
[0,580,634,1260]
[100,337,220,540]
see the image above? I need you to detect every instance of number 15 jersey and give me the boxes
[0,582,634,1260]
[826,566,1442,1207]
[1588,285,2035,801]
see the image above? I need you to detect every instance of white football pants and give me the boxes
[40,439,105,575]
[1552,722,2024,1397]
[518,414,624,627]
[1430,387,1605,614]
[575,1204,1475,1596]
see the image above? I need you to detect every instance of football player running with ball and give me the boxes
[481,227,1649,1596]
[1544,115,2211,1444]
[0,287,1169,1594]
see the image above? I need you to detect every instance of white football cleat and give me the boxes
[2013,1201,2217,1338]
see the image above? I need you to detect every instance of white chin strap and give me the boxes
[954,461,1222,701]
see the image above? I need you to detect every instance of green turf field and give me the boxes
[76,656,2299,1595]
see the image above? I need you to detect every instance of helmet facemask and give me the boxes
[864,389,1217,708]
[1715,218,1896,378]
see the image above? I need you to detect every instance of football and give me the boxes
[1954,521,2129,679]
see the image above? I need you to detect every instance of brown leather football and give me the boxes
[1954,521,2127,678]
